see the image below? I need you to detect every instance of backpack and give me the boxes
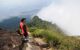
[16,26,22,35]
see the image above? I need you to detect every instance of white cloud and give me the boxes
[37,0,80,36]
[0,0,53,21]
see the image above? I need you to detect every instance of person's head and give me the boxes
[21,18,26,23]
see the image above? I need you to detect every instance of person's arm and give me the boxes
[26,25,31,35]
[26,25,29,32]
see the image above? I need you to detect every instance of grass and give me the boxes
[30,28,80,50]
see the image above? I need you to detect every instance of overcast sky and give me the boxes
[0,0,54,21]
[37,0,80,36]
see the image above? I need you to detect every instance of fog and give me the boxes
[0,0,53,21]
[37,0,80,36]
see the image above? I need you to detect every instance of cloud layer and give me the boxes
[37,0,80,36]
[0,0,53,21]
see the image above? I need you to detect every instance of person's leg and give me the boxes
[24,32,28,37]
[24,33,29,43]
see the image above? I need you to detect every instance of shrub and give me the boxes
[31,28,80,50]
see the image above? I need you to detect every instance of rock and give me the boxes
[0,29,21,50]
[34,38,49,48]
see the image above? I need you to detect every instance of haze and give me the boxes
[37,0,80,36]
[0,0,53,21]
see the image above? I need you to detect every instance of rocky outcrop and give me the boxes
[0,29,51,50]
[0,29,21,50]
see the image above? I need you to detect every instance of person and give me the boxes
[19,18,29,42]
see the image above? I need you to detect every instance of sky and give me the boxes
[37,0,80,36]
[0,0,80,36]
[0,0,53,21]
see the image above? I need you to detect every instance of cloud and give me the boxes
[0,0,53,15]
[0,0,53,21]
[37,0,80,36]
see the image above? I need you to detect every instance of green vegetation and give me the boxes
[28,16,80,50]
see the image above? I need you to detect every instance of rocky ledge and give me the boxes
[0,28,21,50]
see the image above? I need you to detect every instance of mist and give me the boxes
[37,0,80,36]
[0,0,53,21]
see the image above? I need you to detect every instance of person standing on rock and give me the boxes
[19,18,29,42]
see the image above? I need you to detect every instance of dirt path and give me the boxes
[21,37,41,50]
[20,33,52,50]
[22,37,54,50]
